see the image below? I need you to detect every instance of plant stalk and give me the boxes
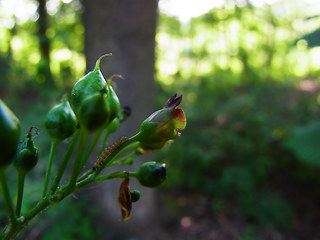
[42,140,58,198]
[67,131,89,189]
[15,173,26,217]
[0,169,17,226]
[49,130,80,194]
[94,134,140,176]
[98,129,110,156]
[78,129,103,175]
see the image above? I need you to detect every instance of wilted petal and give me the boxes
[117,177,132,222]
[164,94,182,108]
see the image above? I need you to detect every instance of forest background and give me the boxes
[1,0,320,239]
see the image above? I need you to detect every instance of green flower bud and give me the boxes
[130,190,141,202]
[70,54,121,132]
[78,91,109,132]
[13,127,38,175]
[106,79,120,121]
[45,98,76,142]
[0,99,20,169]
[105,106,131,135]
[106,117,120,134]
[136,161,166,187]
[71,54,111,114]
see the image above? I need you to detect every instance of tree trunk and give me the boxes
[37,0,53,86]
[83,0,159,239]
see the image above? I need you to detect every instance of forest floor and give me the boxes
[159,183,320,240]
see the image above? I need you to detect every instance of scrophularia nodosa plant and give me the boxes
[0,54,186,239]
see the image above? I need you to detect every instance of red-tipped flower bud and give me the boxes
[137,94,186,150]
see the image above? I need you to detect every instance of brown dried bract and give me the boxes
[117,177,132,221]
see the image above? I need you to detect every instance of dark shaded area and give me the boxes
[157,82,320,240]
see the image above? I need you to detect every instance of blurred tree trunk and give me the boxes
[36,0,53,86]
[83,0,158,239]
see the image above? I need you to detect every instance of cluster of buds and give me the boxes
[0,54,186,238]
[71,53,120,132]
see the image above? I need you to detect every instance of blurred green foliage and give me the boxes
[156,1,320,237]
[40,197,102,240]
[159,82,320,229]
[0,0,84,91]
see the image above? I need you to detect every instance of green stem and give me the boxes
[94,134,140,176]
[98,129,110,156]
[76,171,133,189]
[42,140,58,198]
[78,130,103,175]
[109,151,136,166]
[94,171,136,183]
[109,142,140,165]
[67,132,89,189]
[15,173,26,217]
[3,183,71,239]
[49,130,80,194]
[78,135,140,182]
[0,169,16,225]
[76,169,94,183]
[1,133,141,239]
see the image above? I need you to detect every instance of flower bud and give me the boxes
[137,94,186,150]
[13,127,38,175]
[0,100,20,169]
[106,79,120,122]
[130,190,141,202]
[45,98,77,142]
[106,117,120,134]
[78,91,109,132]
[105,106,131,135]
[136,161,166,187]
[71,54,120,132]
[71,55,110,115]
